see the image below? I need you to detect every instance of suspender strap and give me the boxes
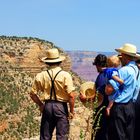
[129,65,140,100]
[47,70,62,100]
[130,65,139,80]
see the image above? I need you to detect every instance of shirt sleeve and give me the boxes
[109,79,119,91]
[31,73,44,94]
[108,79,121,101]
[64,72,75,94]
[112,71,119,76]
[95,72,107,94]
[104,68,118,79]
[108,90,120,101]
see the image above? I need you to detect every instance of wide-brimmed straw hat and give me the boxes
[41,48,65,63]
[115,43,140,58]
[80,81,103,108]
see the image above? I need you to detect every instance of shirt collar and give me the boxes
[48,66,62,70]
[126,61,136,66]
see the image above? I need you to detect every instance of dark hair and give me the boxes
[136,59,140,64]
[93,54,107,67]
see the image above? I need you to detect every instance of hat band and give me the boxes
[122,52,136,55]
[47,56,59,60]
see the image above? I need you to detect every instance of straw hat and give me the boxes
[80,81,103,108]
[41,48,65,63]
[115,43,140,58]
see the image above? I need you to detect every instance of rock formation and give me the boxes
[0,36,71,73]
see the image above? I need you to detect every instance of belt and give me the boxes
[44,99,67,103]
[114,99,133,105]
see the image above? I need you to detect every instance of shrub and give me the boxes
[0,62,40,139]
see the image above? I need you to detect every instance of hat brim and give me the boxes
[41,56,65,63]
[115,48,140,58]
[80,81,103,108]
[81,93,103,109]
[80,81,96,99]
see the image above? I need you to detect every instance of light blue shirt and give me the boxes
[109,61,139,103]
[108,70,120,101]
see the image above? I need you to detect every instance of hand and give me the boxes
[68,112,74,120]
[106,107,111,116]
[79,93,86,102]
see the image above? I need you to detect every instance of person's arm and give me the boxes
[79,93,86,102]
[79,92,95,102]
[107,100,114,109]
[112,75,124,85]
[29,91,44,113]
[105,79,120,95]
[105,84,115,95]
[106,100,114,116]
[68,91,76,118]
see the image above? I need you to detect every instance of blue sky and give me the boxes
[0,0,140,52]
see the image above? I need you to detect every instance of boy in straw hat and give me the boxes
[105,43,140,140]
[29,48,76,140]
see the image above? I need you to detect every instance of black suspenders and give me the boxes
[129,65,140,99]
[47,70,62,101]
[130,65,139,80]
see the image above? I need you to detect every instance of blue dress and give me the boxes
[94,71,109,140]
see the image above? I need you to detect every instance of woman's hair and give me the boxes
[93,54,107,67]
[107,55,121,68]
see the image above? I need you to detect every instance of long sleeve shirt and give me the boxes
[109,61,140,103]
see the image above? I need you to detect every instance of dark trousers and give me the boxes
[93,108,109,140]
[108,101,135,140]
[134,93,140,140]
[40,101,69,140]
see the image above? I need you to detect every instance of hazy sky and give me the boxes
[0,0,140,52]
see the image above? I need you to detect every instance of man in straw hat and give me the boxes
[29,48,76,140]
[79,54,109,140]
[134,58,140,140]
[105,43,140,140]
